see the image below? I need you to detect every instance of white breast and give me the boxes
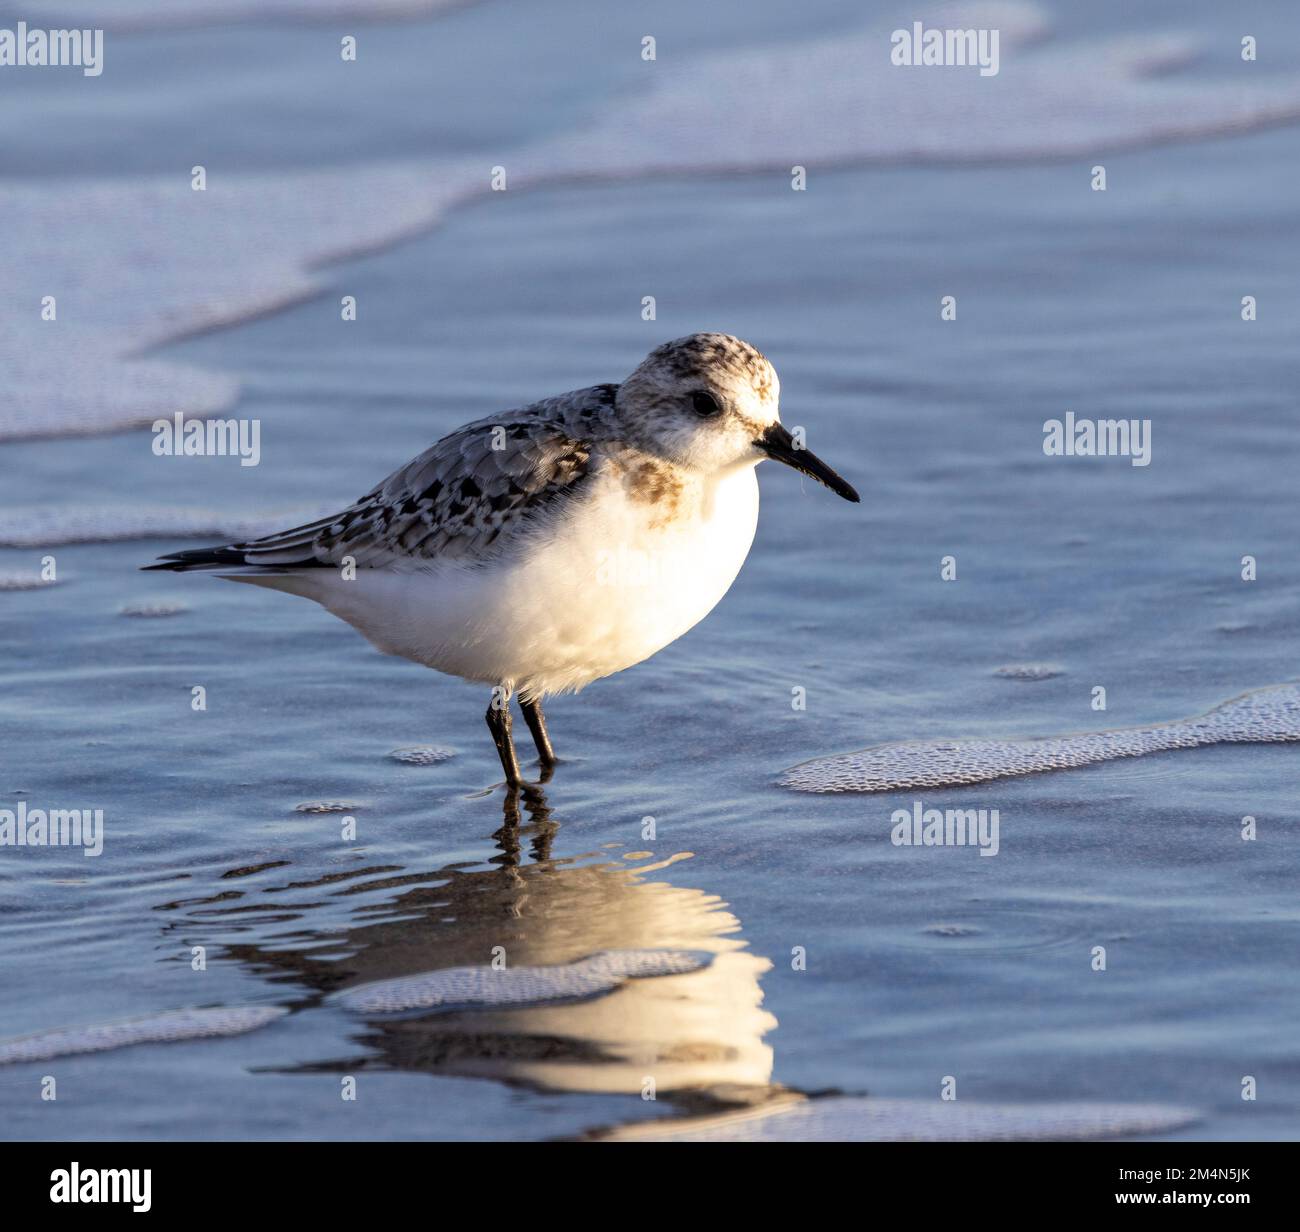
[292,462,761,697]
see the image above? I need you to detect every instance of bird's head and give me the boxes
[617,333,859,502]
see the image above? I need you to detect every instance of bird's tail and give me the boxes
[141,512,340,573]
[141,545,256,572]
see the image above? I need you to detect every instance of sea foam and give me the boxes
[0,1006,287,1065]
[0,504,333,547]
[6,3,1300,452]
[783,684,1300,792]
[336,949,710,1014]
[601,1093,1197,1142]
[0,164,468,444]
[48,0,471,31]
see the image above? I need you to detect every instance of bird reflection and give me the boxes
[160,783,780,1111]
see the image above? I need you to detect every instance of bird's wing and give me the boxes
[147,389,615,573]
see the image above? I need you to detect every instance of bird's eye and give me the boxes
[690,390,721,417]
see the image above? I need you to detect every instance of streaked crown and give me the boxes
[617,333,781,473]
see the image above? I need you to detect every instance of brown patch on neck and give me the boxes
[617,454,693,526]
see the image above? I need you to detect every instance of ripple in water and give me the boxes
[294,800,360,814]
[335,949,710,1015]
[923,923,982,938]
[0,1006,286,1066]
[783,684,1300,793]
[905,907,1080,954]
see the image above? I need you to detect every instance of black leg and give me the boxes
[518,695,557,769]
[485,693,522,786]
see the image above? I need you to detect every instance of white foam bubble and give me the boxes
[783,684,1300,792]
[336,949,710,1014]
[602,1094,1197,1142]
[388,746,456,765]
[0,1006,286,1065]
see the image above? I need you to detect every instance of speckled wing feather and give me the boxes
[151,385,619,572]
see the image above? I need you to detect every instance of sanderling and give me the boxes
[145,334,859,784]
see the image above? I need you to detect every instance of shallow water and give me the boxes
[2,0,1298,1140]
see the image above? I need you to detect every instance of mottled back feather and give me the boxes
[155,384,620,572]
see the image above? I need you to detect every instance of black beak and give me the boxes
[756,423,860,503]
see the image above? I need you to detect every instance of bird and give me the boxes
[144,333,859,785]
